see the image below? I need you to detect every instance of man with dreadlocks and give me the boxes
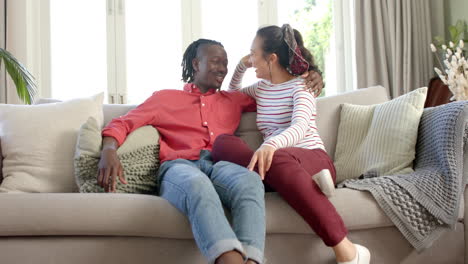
[97,38,323,264]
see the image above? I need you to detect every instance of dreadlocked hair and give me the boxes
[181,39,224,83]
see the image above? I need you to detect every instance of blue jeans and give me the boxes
[158,150,265,264]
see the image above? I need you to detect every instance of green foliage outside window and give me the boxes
[291,0,333,96]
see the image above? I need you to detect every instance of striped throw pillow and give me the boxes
[334,87,427,183]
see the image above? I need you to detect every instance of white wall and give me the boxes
[430,0,445,40]
[445,0,468,36]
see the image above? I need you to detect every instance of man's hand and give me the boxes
[247,145,276,180]
[97,137,127,192]
[302,70,324,97]
[241,54,253,68]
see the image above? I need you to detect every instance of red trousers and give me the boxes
[212,134,348,247]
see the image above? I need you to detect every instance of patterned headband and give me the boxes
[281,24,309,75]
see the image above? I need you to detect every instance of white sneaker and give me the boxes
[312,169,335,197]
[337,244,371,264]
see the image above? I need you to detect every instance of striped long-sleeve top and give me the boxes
[229,61,326,151]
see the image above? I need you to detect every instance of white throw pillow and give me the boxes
[334,87,427,183]
[0,93,104,193]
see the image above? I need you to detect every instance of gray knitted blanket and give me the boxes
[338,101,468,251]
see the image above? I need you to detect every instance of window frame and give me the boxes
[27,0,354,103]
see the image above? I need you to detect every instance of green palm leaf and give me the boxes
[0,48,37,104]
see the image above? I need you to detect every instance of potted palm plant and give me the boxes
[0,48,37,104]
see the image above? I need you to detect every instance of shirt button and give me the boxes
[210,132,214,136]
[201,103,205,107]
[203,121,208,125]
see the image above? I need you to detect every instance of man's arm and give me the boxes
[302,69,324,97]
[102,92,160,146]
[98,92,160,192]
[97,137,127,192]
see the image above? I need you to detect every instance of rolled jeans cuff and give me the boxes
[243,244,264,264]
[207,239,245,264]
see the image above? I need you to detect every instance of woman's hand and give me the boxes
[302,70,324,97]
[241,55,253,68]
[247,145,276,180]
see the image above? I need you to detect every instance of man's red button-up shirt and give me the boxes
[102,83,256,163]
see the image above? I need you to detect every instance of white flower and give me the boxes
[444,60,451,68]
[432,40,468,101]
[440,76,448,84]
[460,40,464,49]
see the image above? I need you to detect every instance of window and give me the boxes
[200,0,259,90]
[277,0,336,96]
[50,0,108,101]
[46,0,350,103]
[124,0,183,104]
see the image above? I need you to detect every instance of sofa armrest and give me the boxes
[465,185,468,264]
[465,125,468,264]
[465,126,468,264]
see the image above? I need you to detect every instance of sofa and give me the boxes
[0,86,465,264]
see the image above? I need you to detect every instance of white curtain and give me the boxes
[355,0,433,98]
[333,0,357,93]
[0,0,5,104]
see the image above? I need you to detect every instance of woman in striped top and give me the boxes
[212,25,370,264]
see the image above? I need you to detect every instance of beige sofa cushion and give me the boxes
[103,104,137,126]
[315,86,389,159]
[224,86,391,155]
[235,112,264,151]
[0,94,104,193]
[99,86,390,157]
[1,190,460,238]
[0,189,399,238]
[334,88,427,182]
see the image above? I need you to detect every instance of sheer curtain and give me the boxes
[354,0,433,98]
[332,0,357,94]
[0,0,5,104]
[3,0,45,105]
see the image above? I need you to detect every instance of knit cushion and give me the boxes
[333,87,427,183]
[74,117,160,194]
